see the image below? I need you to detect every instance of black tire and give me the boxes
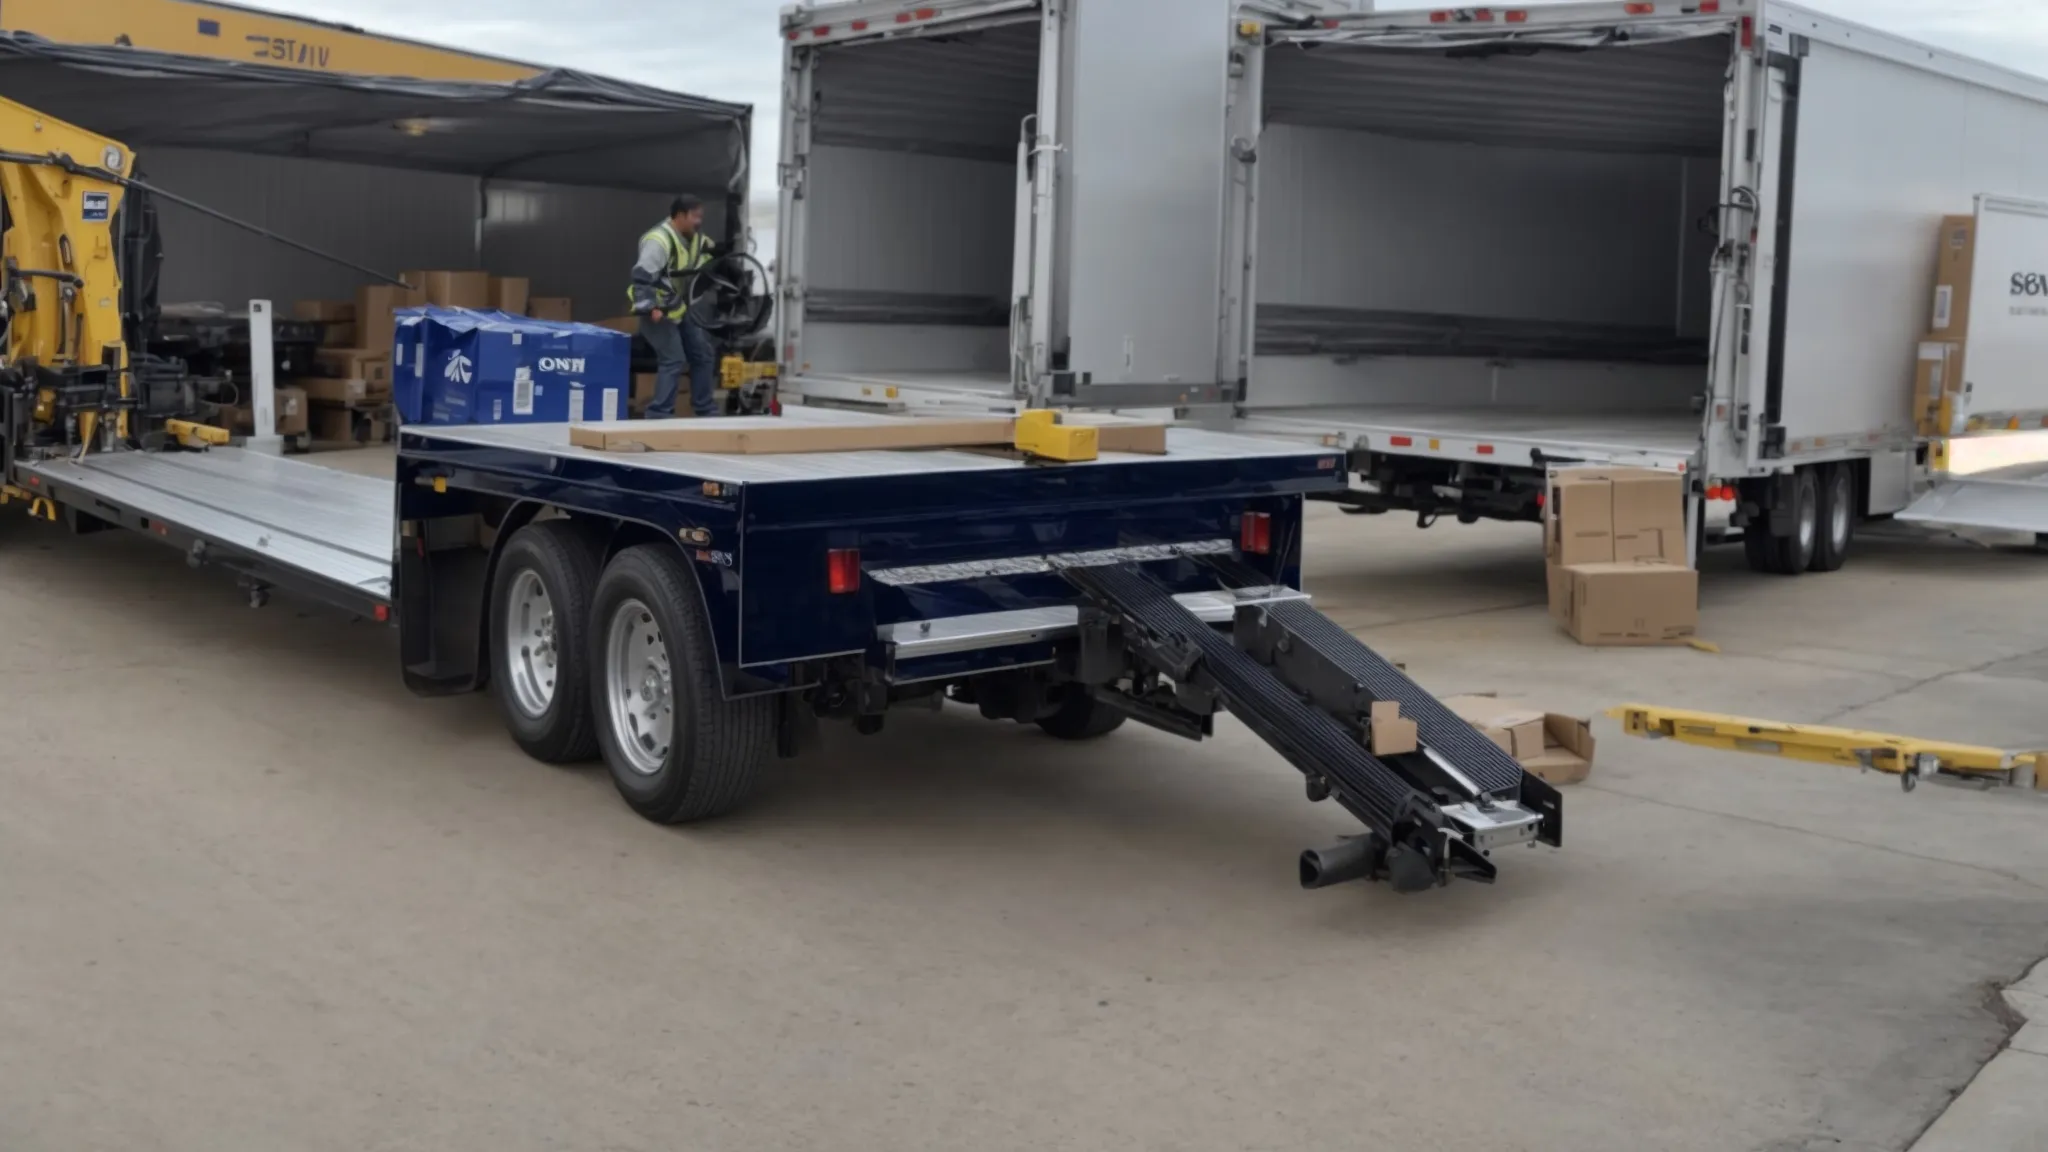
[1765,468,1819,576]
[1809,463,1856,573]
[1036,690,1127,741]
[590,545,774,825]
[489,519,603,763]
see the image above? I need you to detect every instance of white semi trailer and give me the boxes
[775,0,2048,575]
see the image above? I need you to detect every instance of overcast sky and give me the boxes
[261,0,2048,210]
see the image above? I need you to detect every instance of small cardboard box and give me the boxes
[294,376,384,406]
[489,276,531,316]
[405,270,492,310]
[1564,561,1699,647]
[1523,715,1597,786]
[275,386,308,437]
[1548,468,1617,566]
[1443,696,1596,785]
[357,283,426,355]
[319,322,358,349]
[528,297,574,322]
[1929,214,1978,339]
[1368,700,1418,758]
[1916,341,1965,436]
[1609,470,1685,563]
[311,348,390,385]
[1442,696,1547,759]
[293,300,355,323]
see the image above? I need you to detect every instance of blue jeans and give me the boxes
[639,315,718,418]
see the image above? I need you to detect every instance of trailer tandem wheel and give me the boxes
[590,544,775,825]
[489,520,604,763]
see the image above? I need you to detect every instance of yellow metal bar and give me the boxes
[1607,703,2040,792]
[164,418,231,448]
[1,0,539,83]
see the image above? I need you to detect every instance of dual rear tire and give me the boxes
[490,526,771,824]
[1744,463,1854,576]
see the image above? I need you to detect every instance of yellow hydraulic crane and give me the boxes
[0,0,540,83]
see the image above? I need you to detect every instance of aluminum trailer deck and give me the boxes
[8,409,1561,893]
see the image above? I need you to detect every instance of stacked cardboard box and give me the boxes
[1918,215,1977,435]
[218,385,309,438]
[292,300,357,348]
[489,276,530,316]
[1545,467,1698,647]
[528,297,574,322]
[1443,696,1597,786]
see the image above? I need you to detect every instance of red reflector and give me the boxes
[1535,493,1546,509]
[915,6,936,17]
[1506,9,1528,22]
[897,11,912,21]
[1472,8,1495,21]
[811,25,831,37]
[374,604,391,623]
[1389,435,1414,447]
[827,548,861,595]
[1322,19,1339,29]
[1430,11,1449,23]
[1700,0,1721,10]
[1623,2,1654,13]
[1477,444,1496,456]
[1740,15,1754,49]
[1241,512,1273,556]
[851,19,868,30]
[787,30,800,40]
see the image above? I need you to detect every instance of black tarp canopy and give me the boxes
[0,33,750,196]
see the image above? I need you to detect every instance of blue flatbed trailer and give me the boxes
[18,410,1560,893]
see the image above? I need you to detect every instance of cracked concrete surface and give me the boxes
[0,447,2044,1152]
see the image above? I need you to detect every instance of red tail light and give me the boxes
[827,548,861,594]
[1241,512,1273,556]
[1740,15,1754,49]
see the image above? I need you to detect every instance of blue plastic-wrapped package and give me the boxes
[403,308,630,426]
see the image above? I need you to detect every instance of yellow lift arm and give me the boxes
[1609,704,2043,793]
[0,92,133,446]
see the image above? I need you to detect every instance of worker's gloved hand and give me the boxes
[650,309,665,322]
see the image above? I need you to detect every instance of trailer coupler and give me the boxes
[1062,563,1561,893]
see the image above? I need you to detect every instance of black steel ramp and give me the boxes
[1064,564,1431,839]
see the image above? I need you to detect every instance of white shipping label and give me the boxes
[492,399,504,421]
[514,371,535,416]
[1933,285,1954,330]
[568,386,585,423]
[415,343,424,376]
[602,388,619,422]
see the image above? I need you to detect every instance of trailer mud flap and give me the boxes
[1063,563,1560,891]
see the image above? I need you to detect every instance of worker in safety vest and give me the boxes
[629,195,719,418]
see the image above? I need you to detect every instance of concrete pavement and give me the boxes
[0,450,2044,1151]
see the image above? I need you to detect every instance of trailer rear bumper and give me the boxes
[877,586,1311,663]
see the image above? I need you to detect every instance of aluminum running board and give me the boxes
[1899,464,2048,535]
[1064,564,1561,889]
[23,448,393,608]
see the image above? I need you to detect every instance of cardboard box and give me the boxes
[275,386,308,437]
[311,348,391,385]
[1609,470,1686,563]
[599,315,641,335]
[1442,696,1547,759]
[528,297,574,322]
[489,276,531,316]
[357,283,425,355]
[1368,700,1418,758]
[404,270,492,310]
[1916,341,1965,436]
[319,322,358,349]
[1929,214,1977,338]
[1442,696,1597,785]
[311,405,355,443]
[1563,561,1699,647]
[294,376,384,406]
[1548,468,1618,566]
[1548,466,1685,566]
[293,300,355,323]
[1523,714,1597,786]
[632,372,659,416]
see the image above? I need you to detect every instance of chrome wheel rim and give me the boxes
[606,598,674,776]
[503,570,558,718]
